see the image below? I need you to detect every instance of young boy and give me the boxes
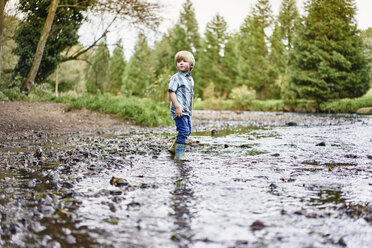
[168,51,195,160]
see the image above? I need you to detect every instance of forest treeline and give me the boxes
[0,0,371,113]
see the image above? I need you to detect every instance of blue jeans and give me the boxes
[175,115,192,144]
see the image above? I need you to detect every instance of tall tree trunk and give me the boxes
[0,0,7,80]
[55,64,59,97]
[21,0,59,95]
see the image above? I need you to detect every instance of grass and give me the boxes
[320,89,372,113]
[194,88,372,113]
[33,94,172,127]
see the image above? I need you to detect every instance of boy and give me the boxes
[168,51,195,160]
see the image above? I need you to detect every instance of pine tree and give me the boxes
[85,41,110,94]
[288,0,370,102]
[151,34,173,101]
[106,40,126,94]
[122,33,153,97]
[168,0,201,74]
[268,21,286,98]
[221,33,240,96]
[196,14,228,98]
[278,0,299,50]
[238,0,273,99]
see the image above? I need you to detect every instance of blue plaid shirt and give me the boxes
[168,70,194,120]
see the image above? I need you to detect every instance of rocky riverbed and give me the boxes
[1,106,372,247]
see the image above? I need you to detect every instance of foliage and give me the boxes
[196,14,228,98]
[320,89,372,113]
[1,15,19,81]
[12,0,90,84]
[106,41,126,94]
[0,76,27,101]
[62,94,171,127]
[85,42,110,94]
[121,34,153,97]
[288,0,370,102]
[237,0,273,100]
[230,85,256,108]
[278,0,299,50]
[48,44,91,94]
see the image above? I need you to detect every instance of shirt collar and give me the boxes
[178,70,191,77]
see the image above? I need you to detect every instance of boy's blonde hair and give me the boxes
[174,51,195,71]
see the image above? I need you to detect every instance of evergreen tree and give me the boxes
[122,33,153,97]
[85,42,110,94]
[196,14,228,98]
[268,21,286,98]
[178,0,201,54]
[238,0,273,99]
[168,0,201,74]
[278,0,299,50]
[151,34,172,101]
[106,40,126,94]
[288,0,370,102]
[221,33,240,96]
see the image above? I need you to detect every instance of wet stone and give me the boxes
[250,220,266,231]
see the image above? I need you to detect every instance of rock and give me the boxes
[110,177,129,187]
[40,206,55,215]
[250,220,265,231]
[344,154,357,158]
[62,182,74,189]
[356,107,372,115]
[316,142,326,146]
[34,148,43,159]
[286,122,297,126]
[367,155,372,160]
[271,153,280,157]
[211,129,218,136]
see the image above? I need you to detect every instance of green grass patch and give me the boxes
[32,94,172,127]
[320,89,372,113]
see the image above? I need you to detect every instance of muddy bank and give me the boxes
[1,105,372,247]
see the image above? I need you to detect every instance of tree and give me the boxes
[221,33,240,97]
[168,0,201,74]
[85,41,110,94]
[196,14,228,98]
[268,21,286,98]
[121,33,153,97]
[13,0,162,95]
[238,0,273,99]
[13,0,91,94]
[105,40,126,94]
[288,0,370,103]
[278,0,299,50]
[0,0,9,80]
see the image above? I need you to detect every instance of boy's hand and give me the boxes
[175,106,183,118]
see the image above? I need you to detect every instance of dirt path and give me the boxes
[0,101,138,136]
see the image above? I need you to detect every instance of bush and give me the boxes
[230,85,256,109]
[63,94,172,127]
[0,76,27,101]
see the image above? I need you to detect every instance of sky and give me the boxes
[78,0,372,58]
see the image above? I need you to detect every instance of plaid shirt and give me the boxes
[168,70,194,120]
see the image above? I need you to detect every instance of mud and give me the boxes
[1,109,372,248]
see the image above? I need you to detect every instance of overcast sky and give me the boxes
[79,0,372,58]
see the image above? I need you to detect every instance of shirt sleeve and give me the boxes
[168,76,179,92]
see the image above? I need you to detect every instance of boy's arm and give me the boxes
[169,90,183,118]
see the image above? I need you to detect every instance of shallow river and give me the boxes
[1,111,372,248]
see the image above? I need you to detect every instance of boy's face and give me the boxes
[176,59,191,73]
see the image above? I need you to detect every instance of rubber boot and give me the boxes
[175,143,186,160]
[168,137,177,155]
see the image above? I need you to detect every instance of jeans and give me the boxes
[175,115,192,144]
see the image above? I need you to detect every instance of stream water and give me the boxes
[1,111,372,248]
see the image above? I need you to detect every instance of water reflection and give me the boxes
[170,161,196,247]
